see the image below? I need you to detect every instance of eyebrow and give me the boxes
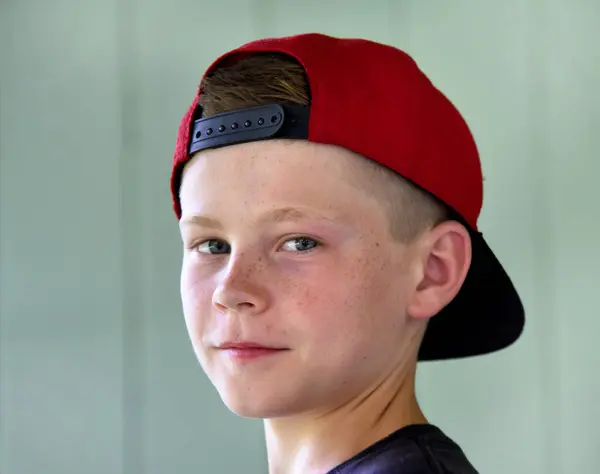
[179,207,337,230]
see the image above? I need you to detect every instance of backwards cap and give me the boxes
[171,33,525,361]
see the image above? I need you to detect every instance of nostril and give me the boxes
[237,302,255,309]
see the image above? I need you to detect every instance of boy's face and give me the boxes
[178,139,426,419]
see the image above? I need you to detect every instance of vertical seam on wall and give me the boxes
[117,0,144,472]
[252,0,276,39]
[0,6,5,473]
[527,2,561,473]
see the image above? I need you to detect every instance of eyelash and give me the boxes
[190,236,321,256]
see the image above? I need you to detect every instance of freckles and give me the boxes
[239,253,267,280]
[277,273,298,295]
[342,253,389,315]
[344,254,374,290]
[281,276,324,315]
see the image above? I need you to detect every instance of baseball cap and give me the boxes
[170,32,525,361]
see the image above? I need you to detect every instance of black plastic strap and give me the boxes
[188,103,310,155]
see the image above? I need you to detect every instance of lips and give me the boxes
[217,341,284,350]
[216,341,288,360]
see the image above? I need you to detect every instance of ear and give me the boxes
[406,221,472,320]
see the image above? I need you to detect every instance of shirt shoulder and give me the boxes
[327,424,480,474]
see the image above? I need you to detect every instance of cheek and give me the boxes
[287,253,400,346]
[180,260,215,334]
[326,260,407,371]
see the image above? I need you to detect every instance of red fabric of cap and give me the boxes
[171,33,483,230]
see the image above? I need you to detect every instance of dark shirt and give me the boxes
[326,424,479,474]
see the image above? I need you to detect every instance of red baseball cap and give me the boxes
[170,33,525,361]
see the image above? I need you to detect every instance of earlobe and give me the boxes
[407,222,472,320]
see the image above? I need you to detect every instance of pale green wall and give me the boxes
[1,1,598,473]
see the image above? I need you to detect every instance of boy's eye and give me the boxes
[281,237,319,253]
[196,239,230,255]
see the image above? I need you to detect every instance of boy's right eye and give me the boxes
[196,239,231,255]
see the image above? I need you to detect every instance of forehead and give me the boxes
[179,139,378,215]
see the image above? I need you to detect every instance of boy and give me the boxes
[170,33,524,474]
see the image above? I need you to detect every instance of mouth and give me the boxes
[216,341,289,360]
[217,341,284,350]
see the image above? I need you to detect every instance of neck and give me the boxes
[263,368,427,474]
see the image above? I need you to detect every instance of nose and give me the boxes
[212,254,270,315]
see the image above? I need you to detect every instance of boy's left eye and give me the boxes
[281,237,319,253]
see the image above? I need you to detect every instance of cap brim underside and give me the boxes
[418,226,525,361]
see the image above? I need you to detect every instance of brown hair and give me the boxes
[199,53,448,242]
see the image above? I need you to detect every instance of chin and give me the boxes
[217,384,308,420]
[224,401,273,419]
[219,393,288,419]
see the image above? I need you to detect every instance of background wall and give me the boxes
[1,1,598,473]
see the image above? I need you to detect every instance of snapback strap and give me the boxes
[188,103,309,155]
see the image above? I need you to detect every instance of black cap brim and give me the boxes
[418,225,525,361]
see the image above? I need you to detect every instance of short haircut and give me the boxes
[199,53,449,242]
